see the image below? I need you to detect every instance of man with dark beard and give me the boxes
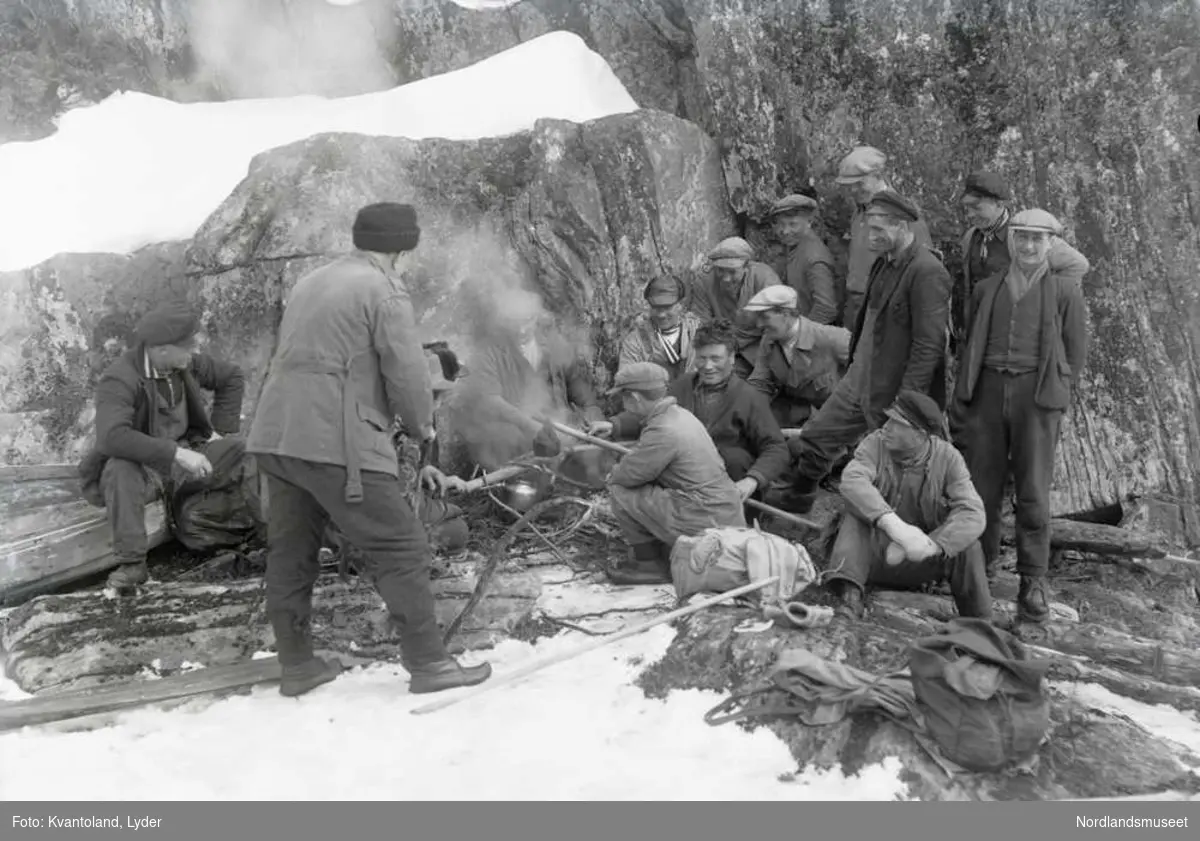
[618,274,701,380]
[824,390,990,621]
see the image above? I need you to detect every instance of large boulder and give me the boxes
[0,109,734,465]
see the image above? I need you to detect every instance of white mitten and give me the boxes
[877,513,926,557]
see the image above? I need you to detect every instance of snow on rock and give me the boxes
[0,31,637,273]
[0,626,908,800]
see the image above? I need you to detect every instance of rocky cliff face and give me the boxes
[2,0,1198,519]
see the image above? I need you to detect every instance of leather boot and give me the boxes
[607,541,670,586]
[1017,574,1050,624]
[777,475,819,515]
[408,657,493,695]
[280,657,344,698]
[833,581,864,619]
[106,561,149,591]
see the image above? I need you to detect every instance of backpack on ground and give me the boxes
[171,437,265,553]
[669,524,817,609]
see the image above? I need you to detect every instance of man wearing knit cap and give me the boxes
[767,193,841,325]
[691,236,784,378]
[954,172,1088,356]
[952,208,1090,625]
[618,273,702,380]
[782,190,952,514]
[79,301,247,592]
[247,202,491,698]
[825,389,991,620]
[602,361,746,585]
[834,146,933,328]
[744,284,851,432]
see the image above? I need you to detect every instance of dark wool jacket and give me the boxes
[80,347,245,503]
[611,371,790,489]
[850,241,952,420]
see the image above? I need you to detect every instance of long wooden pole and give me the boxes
[541,419,821,531]
[410,575,779,715]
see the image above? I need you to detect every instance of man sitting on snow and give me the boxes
[79,302,248,592]
[823,389,991,621]
[603,362,746,586]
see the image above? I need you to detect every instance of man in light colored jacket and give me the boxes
[604,362,746,585]
[618,274,702,381]
[247,202,491,698]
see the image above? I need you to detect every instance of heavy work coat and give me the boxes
[618,311,702,381]
[748,318,852,428]
[849,241,952,420]
[690,261,782,367]
[79,348,245,504]
[954,252,1090,412]
[454,330,603,469]
[782,232,840,325]
[247,251,434,503]
[839,430,985,558]
[845,200,932,315]
[610,372,790,489]
[607,398,746,543]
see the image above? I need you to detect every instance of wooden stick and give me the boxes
[458,464,529,494]
[0,463,82,483]
[542,420,821,531]
[1164,554,1200,568]
[411,575,780,715]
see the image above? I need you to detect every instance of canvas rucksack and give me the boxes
[908,618,1051,772]
[171,437,266,554]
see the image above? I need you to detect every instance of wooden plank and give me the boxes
[0,657,284,732]
[0,463,83,483]
[1044,518,1168,558]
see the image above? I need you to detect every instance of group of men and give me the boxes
[79,143,1089,700]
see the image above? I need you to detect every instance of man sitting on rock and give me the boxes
[591,319,789,510]
[603,362,747,585]
[744,285,851,433]
[618,274,701,381]
[690,236,784,378]
[824,390,991,622]
[79,302,247,592]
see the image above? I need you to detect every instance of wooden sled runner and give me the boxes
[0,464,169,606]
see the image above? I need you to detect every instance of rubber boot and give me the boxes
[1017,574,1050,624]
[106,560,149,591]
[270,610,344,697]
[607,541,670,586]
[408,657,493,694]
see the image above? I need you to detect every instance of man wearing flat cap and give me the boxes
[834,146,933,328]
[783,190,952,514]
[248,201,491,698]
[825,389,991,621]
[603,361,746,585]
[955,172,1088,356]
[952,208,1090,625]
[79,301,247,591]
[744,285,851,432]
[618,274,702,381]
[691,236,784,378]
[767,193,841,325]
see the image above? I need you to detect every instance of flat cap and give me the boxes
[742,284,798,312]
[707,236,755,268]
[884,389,944,437]
[865,190,921,223]
[768,193,819,217]
[643,274,685,306]
[1009,208,1064,236]
[835,146,886,184]
[962,171,1011,202]
[608,361,669,395]
[134,302,200,347]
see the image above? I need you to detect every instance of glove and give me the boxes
[876,513,930,559]
[532,422,562,458]
[884,542,907,567]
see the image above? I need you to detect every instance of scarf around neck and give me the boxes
[977,207,1010,262]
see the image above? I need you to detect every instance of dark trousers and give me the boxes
[790,373,874,490]
[826,513,992,619]
[101,457,168,564]
[257,453,447,667]
[721,445,767,521]
[960,369,1062,577]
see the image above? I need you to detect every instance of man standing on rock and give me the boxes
[824,390,990,622]
[247,202,492,698]
[80,302,246,592]
[591,320,789,512]
[618,274,702,381]
[952,209,1090,625]
[690,236,783,378]
[782,191,951,514]
[603,362,746,586]
[835,146,933,328]
[767,193,841,325]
